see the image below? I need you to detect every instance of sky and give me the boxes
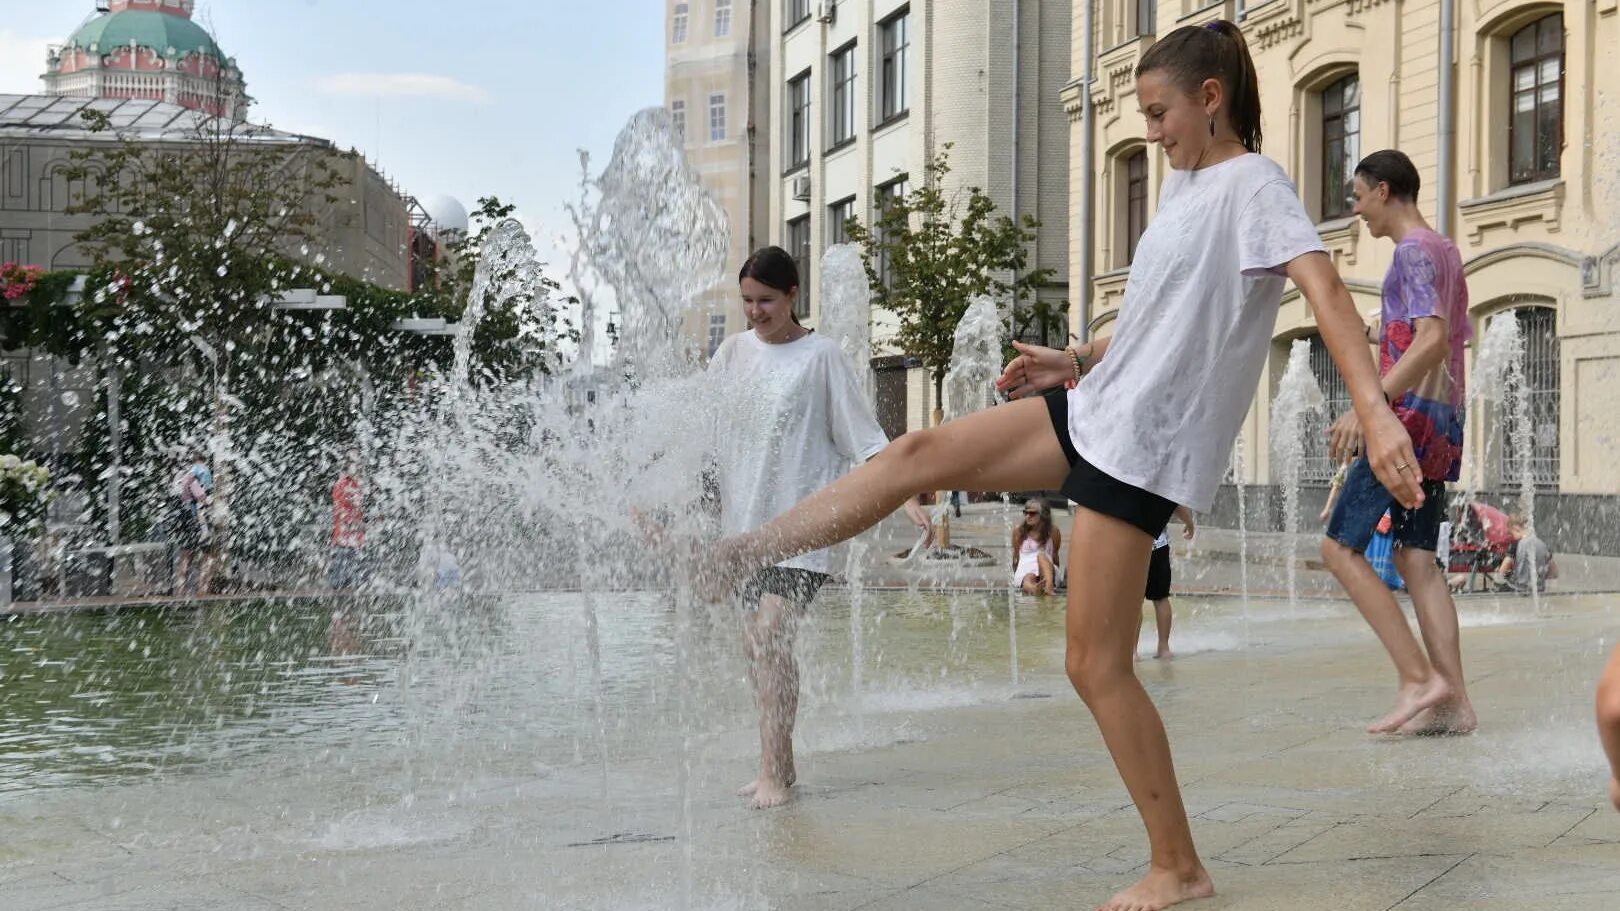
[0,0,667,278]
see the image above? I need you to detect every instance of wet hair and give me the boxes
[738,246,803,325]
[1354,149,1421,203]
[1137,20,1263,154]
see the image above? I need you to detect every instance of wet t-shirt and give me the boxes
[1067,154,1325,513]
[708,330,890,573]
[1380,227,1470,482]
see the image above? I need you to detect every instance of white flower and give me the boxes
[0,455,19,471]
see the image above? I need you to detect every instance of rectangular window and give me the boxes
[829,43,857,148]
[708,92,726,142]
[1125,150,1148,264]
[670,99,686,139]
[714,0,732,37]
[1136,0,1156,36]
[880,10,910,122]
[1509,13,1563,185]
[787,71,811,168]
[786,0,810,30]
[672,2,689,43]
[875,176,907,288]
[828,196,856,248]
[1498,307,1561,487]
[707,312,727,357]
[787,215,811,317]
[1321,74,1361,219]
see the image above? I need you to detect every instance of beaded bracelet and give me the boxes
[1064,346,1085,390]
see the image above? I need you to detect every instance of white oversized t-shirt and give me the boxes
[708,330,890,573]
[1068,154,1325,513]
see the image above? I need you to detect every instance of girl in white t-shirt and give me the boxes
[699,22,1424,909]
[707,246,933,810]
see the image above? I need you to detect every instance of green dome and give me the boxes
[67,11,225,61]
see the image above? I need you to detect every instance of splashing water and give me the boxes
[819,244,874,401]
[1270,340,1326,610]
[944,296,1003,422]
[1472,313,1539,606]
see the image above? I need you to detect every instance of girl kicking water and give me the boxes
[697,22,1423,909]
[706,246,932,810]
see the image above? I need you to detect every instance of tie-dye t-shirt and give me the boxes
[1380,227,1471,481]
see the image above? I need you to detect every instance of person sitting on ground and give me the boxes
[1012,499,1062,596]
[1497,515,1556,594]
[1598,642,1620,811]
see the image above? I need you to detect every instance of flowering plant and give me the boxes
[0,454,54,534]
[0,263,44,302]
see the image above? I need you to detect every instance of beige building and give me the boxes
[1067,0,1620,549]
[665,0,772,362]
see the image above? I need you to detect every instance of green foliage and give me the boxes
[846,145,1059,404]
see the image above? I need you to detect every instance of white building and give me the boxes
[765,0,1071,433]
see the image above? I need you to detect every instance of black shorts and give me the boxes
[740,566,829,612]
[1043,389,1177,540]
[1146,545,1173,602]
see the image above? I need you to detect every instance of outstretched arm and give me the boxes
[996,338,1112,401]
[1598,643,1620,810]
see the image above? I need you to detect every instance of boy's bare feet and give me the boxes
[1396,699,1477,736]
[1154,648,1174,660]
[1368,676,1454,734]
[738,776,794,809]
[1099,865,1215,911]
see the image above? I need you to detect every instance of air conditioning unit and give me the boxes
[817,1,837,24]
[791,174,812,200]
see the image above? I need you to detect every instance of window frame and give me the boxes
[714,0,732,37]
[1124,149,1148,265]
[785,0,811,32]
[787,215,812,318]
[787,69,812,171]
[829,41,858,150]
[878,8,911,126]
[1320,73,1361,220]
[670,99,686,140]
[1507,13,1564,186]
[827,195,857,248]
[708,91,727,143]
[874,175,908,290]
[672,1,689,44]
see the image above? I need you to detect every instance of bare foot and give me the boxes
[737,769,796,798]
[1368,677,1454,734]
[746,777,794,809]
[1098,865,1215,911]
[1155,648,1174,660]
[1396,701,1478,736]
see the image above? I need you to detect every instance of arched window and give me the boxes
[1508,13,1563,185]
[1320,73,1360,219]
[1124,149,1148,265]
[1497,306,1560,487]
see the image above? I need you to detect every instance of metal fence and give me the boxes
[1301,335,1352,484]
[1498,306,1560,488]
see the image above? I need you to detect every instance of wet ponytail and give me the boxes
[739,245,804,325]
[1138,19,1263,154]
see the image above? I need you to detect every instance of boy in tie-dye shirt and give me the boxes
[1322,150,1477,738]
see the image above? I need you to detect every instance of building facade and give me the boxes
[665,0,772,362]
[43,0,249,121]
[1067,0,1620,551]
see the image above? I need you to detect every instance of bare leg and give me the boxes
[1321,538,1452,733]
[1067,509,1213,911]
[1153,598,1174,659]
[737,593,803,809]
[712,398,1068,584]
[1037,553,1057,596]
[1597,642,1620,812]
[1394,547,1476,735]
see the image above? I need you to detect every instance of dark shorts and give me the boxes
[740,566,829,612]
[1044,389,1177,539]
[1146,545,1173,601]
[1325,457,1449,553]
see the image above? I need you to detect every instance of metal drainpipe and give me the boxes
[1437,0,1456,236]
[1078,0,1096,342]
[1011,0,1022,311]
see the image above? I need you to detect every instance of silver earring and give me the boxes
[1208,114,1216,136]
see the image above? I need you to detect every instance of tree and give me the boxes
[846,145,1057,412]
